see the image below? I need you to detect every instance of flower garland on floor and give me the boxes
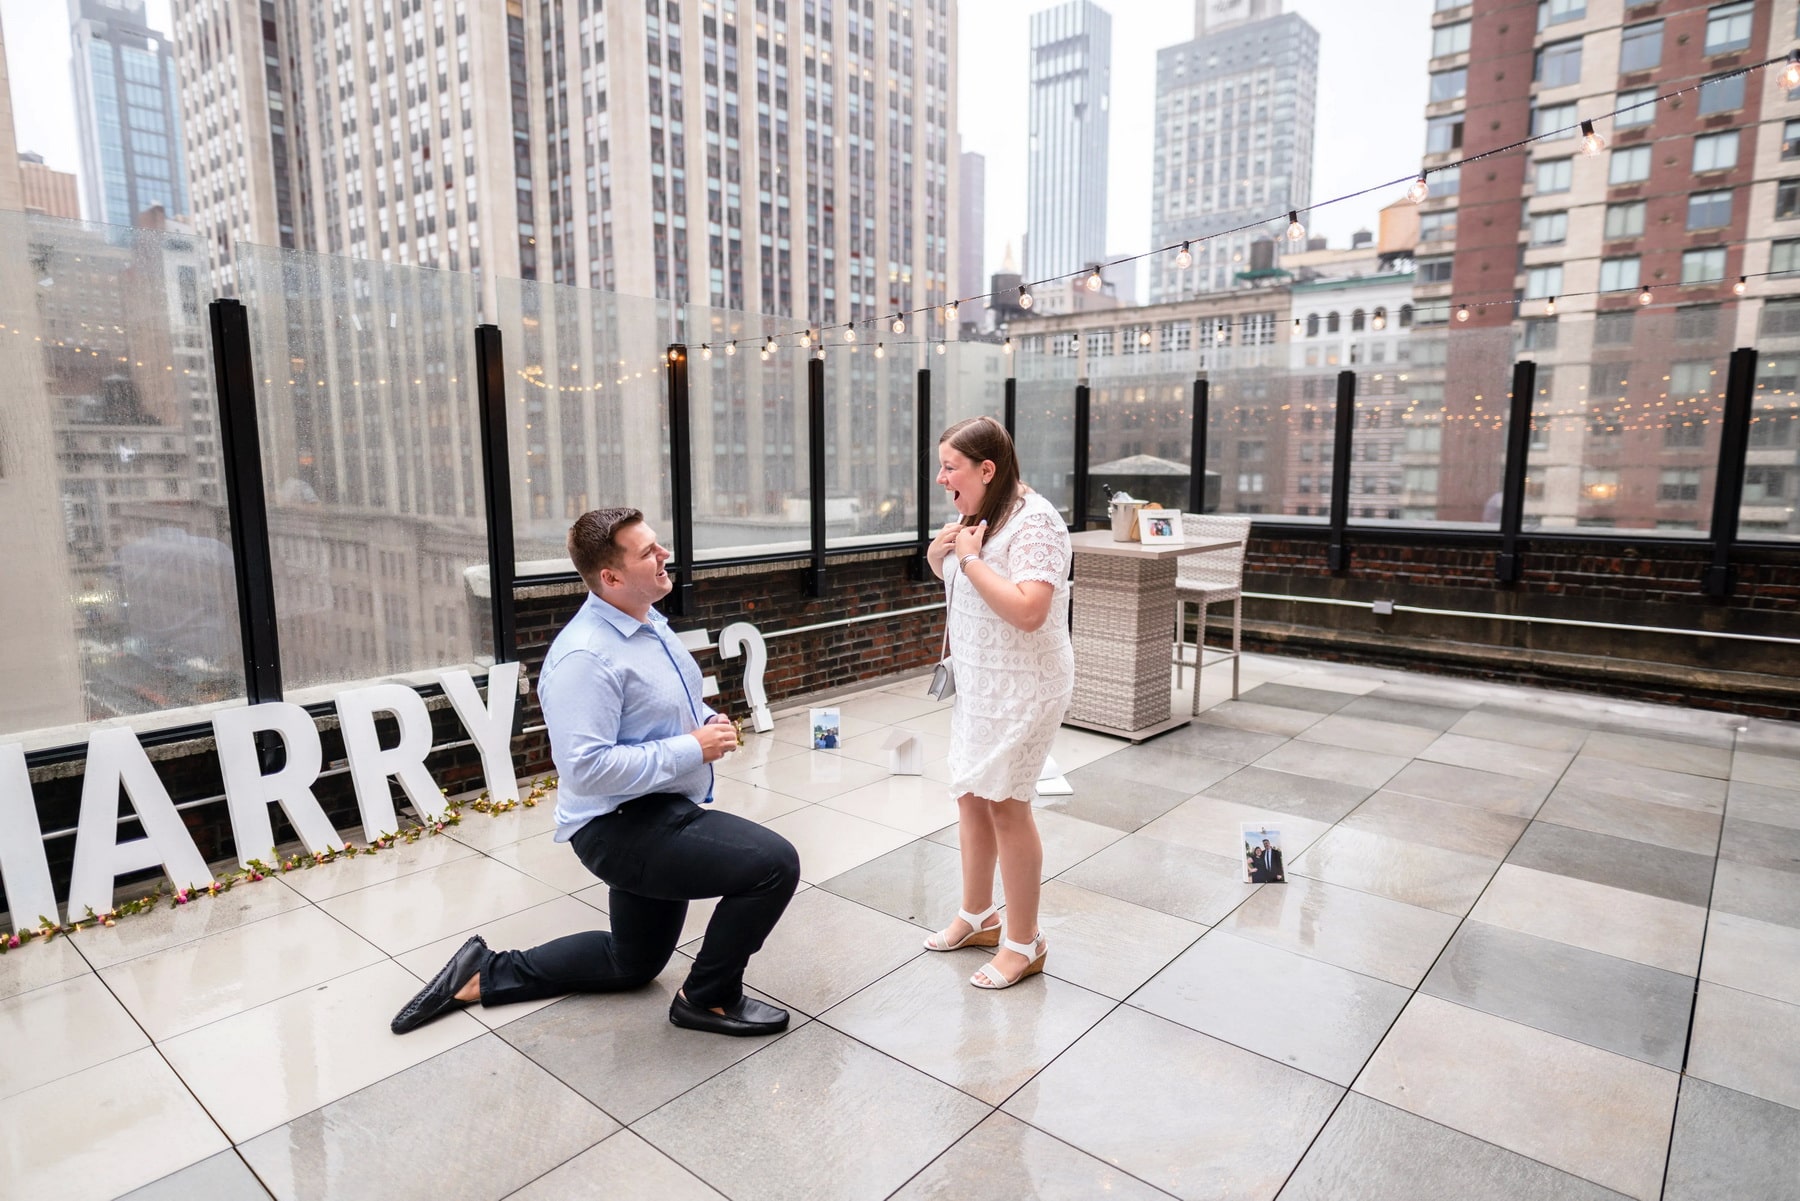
[0,776,560,953]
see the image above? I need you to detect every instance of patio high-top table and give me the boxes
[1064,529,1242,743]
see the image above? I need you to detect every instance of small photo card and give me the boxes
[1137,509,1184,545]
[810,707,842,750]
[1241,824,1285,884]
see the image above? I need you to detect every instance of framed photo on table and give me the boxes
[1137,509,1184,545]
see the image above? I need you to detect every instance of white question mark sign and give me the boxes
[717,621,774,732]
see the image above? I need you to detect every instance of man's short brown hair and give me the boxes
[568,507,644,579]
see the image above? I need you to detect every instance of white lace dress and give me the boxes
[944,491,1074,803]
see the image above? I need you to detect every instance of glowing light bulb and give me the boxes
[844,325,856,342]
[766,336,777,354]
[724,341,736,356]
[1004,337,1014,355]
[1175,241,1193,269]
[935,341,946,355]
[874,342,885,358]
[1545,296,1557,316]
[1455,304,1472,323]
[1085,267,1103,292]
[1286,210,1306,241]
[1138,328,1153,347]
[1733,275,1748,296]
[800,328,812,347]
[1780,49,1800,91]
[1638,286,1653,306]
[815,346,826,360]
[1371,309,1387,330]
[1579,120,1606,156]
[759,347,770,361]
[1406,175,1429,204]
[944,300,958,321]
[1018,285,1034,310]
[892,315,905,333]
[701,344,713,360]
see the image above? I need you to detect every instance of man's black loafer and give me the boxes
[391,935,488,1034]
[668,992,790,1037]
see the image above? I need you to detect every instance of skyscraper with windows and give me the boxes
[1147,0,1317,302]
[171,0,955,328]
[1419,0,1796,534]
[1025,0,1110,283]
[70,0,189,226]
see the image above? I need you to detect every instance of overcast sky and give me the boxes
[5,0,1428,287]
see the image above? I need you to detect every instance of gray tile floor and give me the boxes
[5,653,1799,1201]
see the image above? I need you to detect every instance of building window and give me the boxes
[1595,311,1634,345]
[1659,469,1701,501]
[1432,21,1471,56]
[1538,0,1585,30]
[1779,179,1800,219]
[1671,361,1716,395]
[1619,21,1663,72]
[1525,265,1562,299]
[1677,305,1722,341]
[1420,210,1458,242]
[1698,73,1746,115]
[1326,312,1341,333]
[1609,145,1651,184]
[1704,2,1754,55]
[1604,200,1646,239]
[1530,102,1577,139]
[1600,256,1641,292]
[1771,239,1800,276]
[1615,87,1657,128]
[1687,189,1732,230]
[1523,317,1559,349]
[1693,131,1739,173]
[1535,39,1583,87]
[1429,68,1467,102]
[1745,466,1790,503]
[1535,158,1573,193]
[1351,309,1366,332]
[1761,298,1800,337]
[1434,165,1461,197]
[1785,121,1800,160]
[1426,114,1464,154]
[1529,210,1568,245]
[1681,248,1727,284]
[1418,256,1454,284]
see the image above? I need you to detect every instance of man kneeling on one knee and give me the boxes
[392,507,801,1037]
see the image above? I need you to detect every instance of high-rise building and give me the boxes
[20,153,81,219]
[172,0,955,327]
[1147,0,1317,302]
[1025,0,1110,282]
[69,0,188,227]
[1420,0,1798,534]
[958,145,985,307]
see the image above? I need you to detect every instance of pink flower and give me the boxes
[174,890,189,905]
[6,935,18,949]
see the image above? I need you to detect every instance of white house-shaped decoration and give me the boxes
[1035,755,1073,798]
[883,730,924,775]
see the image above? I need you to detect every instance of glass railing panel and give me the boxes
[823,334,921,550]
[238,244,490,695]
[0,211,244,745]
[496,277,674,572]
[1011,331,1079,521]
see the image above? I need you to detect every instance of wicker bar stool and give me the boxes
[1172,514,1251,715]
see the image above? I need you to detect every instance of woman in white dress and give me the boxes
[921,416,1074,989]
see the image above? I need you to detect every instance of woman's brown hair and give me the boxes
[940,415,1024,539]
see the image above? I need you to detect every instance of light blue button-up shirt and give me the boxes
[541,594,717,842]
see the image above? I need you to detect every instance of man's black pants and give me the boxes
[477,792,800,1010]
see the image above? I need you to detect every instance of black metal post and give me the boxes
[807,354,828,597]
[915,367,933,579]
[1327,369,1356,573]
[1189,377,1210,514]
[1705,347,1758,598]
[208,298,283,704]
[665,343,696,615]
[473,325,518,661]
[1003,376,1017,438]
[1496,359,1537,584]
[1072,380,1091,531]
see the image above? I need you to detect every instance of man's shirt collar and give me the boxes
[586,593,666,638]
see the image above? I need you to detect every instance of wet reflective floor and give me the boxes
[3,654,1796,1201]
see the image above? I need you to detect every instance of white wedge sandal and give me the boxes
[970,933,1047,990]
[923,902,1002,951]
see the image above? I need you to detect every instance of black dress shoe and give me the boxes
[391,935,489,1034]
[668,992,790,1037]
